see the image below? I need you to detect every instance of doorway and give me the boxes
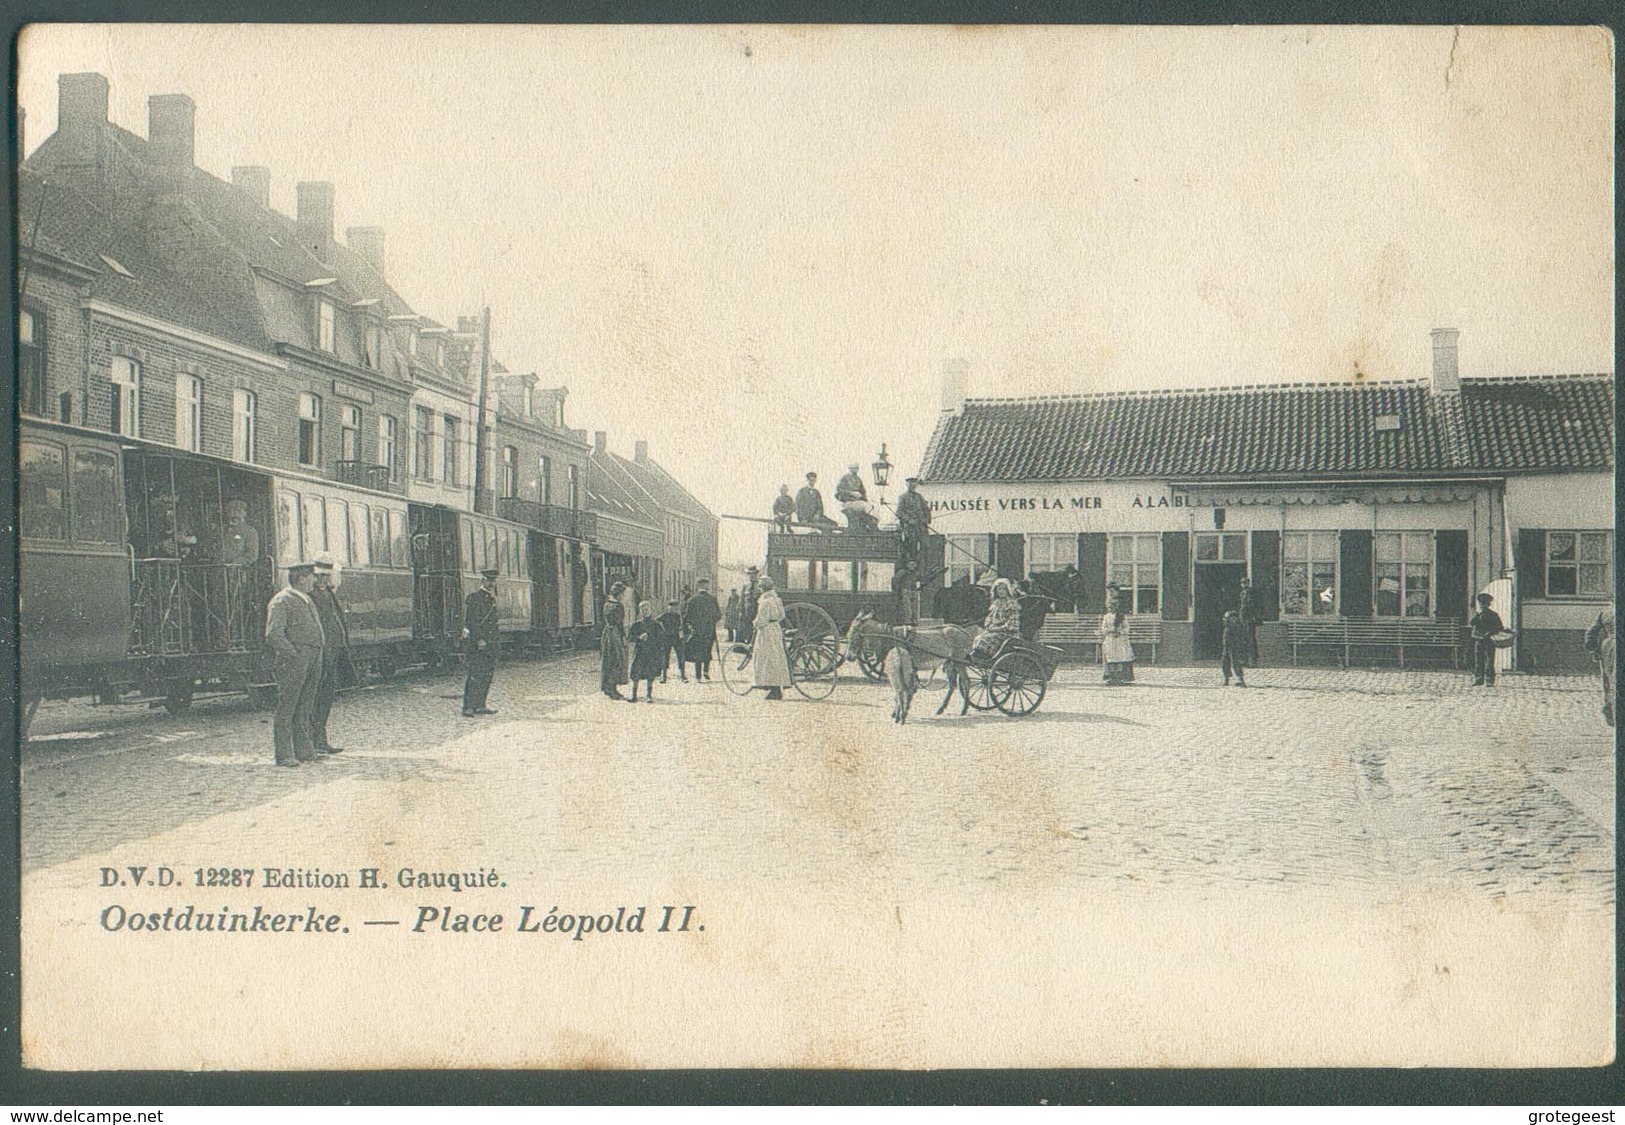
[1194,562,1247,659]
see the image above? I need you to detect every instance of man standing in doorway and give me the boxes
[1237,575,1259,665]
[264,562,325,767]
[1469,592,1505,687]
[309,559,351,753]
[463,568,501,717]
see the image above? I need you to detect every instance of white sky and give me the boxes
[18,25,1615,566]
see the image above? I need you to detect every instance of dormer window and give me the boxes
[317,299,336,354]
[408,328,418,358]
[523,385,534,418]
[363,322,382,369]
[435,340,445,367]
[553,398,563,428]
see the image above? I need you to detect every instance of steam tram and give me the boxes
[19,415,594,726]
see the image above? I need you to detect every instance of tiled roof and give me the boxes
[586,452,662,527]
[918,376,1615,482]
[614,454,714,522]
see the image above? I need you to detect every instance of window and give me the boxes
[945,534,992,587]
[1027,534,1077,573]
[317,299,336,353]
[340,404,362,462]
[1194,532,1247,563]
[566,464,579,509]
[350,502,371,567]
[501,446,517,498]
[785,560,828,591]
[407,328,418,357]
[540,455,552,505]
[553,399,564,428]
[443,415,461,486]
[326,498,350,565]
[20,440,66,540]
[1282,531,1338,616]
[435,340,445,367]
[72,449,120,543]
[464,521,477,574]
[523,385,534,418]
[301,494,327,560]
[110,356,141,437]
[363,323,381,369]
[1109,534,1161,614]
[175,373,202,452]
[1375,531,1434,617]
[387,508,409,567]
[370,506,391,568]
[297,393,322,466]
[232,389,257,463]
[377,414,397,480]
[413,406,434,480]
[276,490,300,566]
[19,308,45,417]
[1546,531,1613,598]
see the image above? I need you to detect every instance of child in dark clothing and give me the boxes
[1469,592,1505,686]
[1221,609,1247,687]
[657,600,685,683]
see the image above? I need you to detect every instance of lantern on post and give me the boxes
[872,443,893,508]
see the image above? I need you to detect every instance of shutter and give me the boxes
[1435,530,1469,623]
[1077,533,1107,615]
[1161,531,1190,621]
[922,533,946,596]
[1340,529,1373,618]
[1250,530,1281,622]
[995,534,1025,581]
[1515,529,1545,601]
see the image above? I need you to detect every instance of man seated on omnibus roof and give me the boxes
[835,463,879,532]
[795,472,838,533]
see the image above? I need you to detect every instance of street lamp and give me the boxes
[871,444,892,508]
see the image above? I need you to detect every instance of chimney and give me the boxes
[232,166,271,209]
[58,72,109,137]
[1430,328,1460,395]
[940,357,969,414]
[295,181,335,260]
[347,225,386,276]
[456,314,481,335]
[594,431,607,456]
[634,440,648,464]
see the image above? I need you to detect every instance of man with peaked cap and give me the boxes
[462,567,501,716]
[1469,592,1506,687]
[795,472,837,533]
[264,562,326,767]
[895,475,931,567]
[308,558,351,753]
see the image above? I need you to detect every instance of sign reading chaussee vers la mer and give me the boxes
[921,483,1198,533]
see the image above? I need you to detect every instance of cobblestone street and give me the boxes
[20,654,1616,1068]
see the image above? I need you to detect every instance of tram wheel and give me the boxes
[163,680,195,716]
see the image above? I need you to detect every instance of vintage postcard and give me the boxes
[13,24,1615,1071]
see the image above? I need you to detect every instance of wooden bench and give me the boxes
[1284,617,1462,668]
[1038,614,1163,663]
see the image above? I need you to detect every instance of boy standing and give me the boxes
[1469,592,1505,686]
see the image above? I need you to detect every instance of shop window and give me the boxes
[110,356,141,438]
[297,393,322,467]
[175,373,203,452]
[1108,534,1161,614]
[20,440,66,540]
[1282,531,1338,616]
[232,389,257,463]
[945,534,992,587]
[1546,531,1613,597]
[1026,534,1077,573]
[19,308,46,417]
[340,404,362,462]
[1375,531,1434,617]
[71,449,120,544]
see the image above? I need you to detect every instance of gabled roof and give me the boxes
[586,451,662,527]
[919,375,1615,483]
[616,454,714,522]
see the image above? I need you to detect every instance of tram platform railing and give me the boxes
[128,559,264,657]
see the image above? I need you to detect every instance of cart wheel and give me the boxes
[857,641,889,682]
[782,603,839,655]
[718,642,757,697]
[791,641,840,700]
[163,679,195,716]
[961,664,999,711]
[991,652,1047,717]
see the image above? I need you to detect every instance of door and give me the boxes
[1194,562,1246,659]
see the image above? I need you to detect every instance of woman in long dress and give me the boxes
[751,576,793,701]
[599,582,629,700]
[1101,585,1135,685]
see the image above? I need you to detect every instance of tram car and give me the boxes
[19,415,592,726]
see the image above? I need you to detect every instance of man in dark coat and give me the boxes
[895,476,931,565]
[795,472,837,533]
[683,579,723,681]
[462,568,501,716]
[771,486,795,533]
[658,600,685,683]
[308,559,351,754]
[738,569,761,646]
[264,562,325,767]
[1469,592,1505,687]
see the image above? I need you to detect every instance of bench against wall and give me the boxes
[1037,614,1163,663]
[1282,617,1463,668]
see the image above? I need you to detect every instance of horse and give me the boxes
[841,611,978,716]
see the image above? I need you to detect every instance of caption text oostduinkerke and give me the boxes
[97,902,699,940]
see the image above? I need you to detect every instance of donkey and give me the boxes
[841,612,978,716]
[885,644,917,723]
